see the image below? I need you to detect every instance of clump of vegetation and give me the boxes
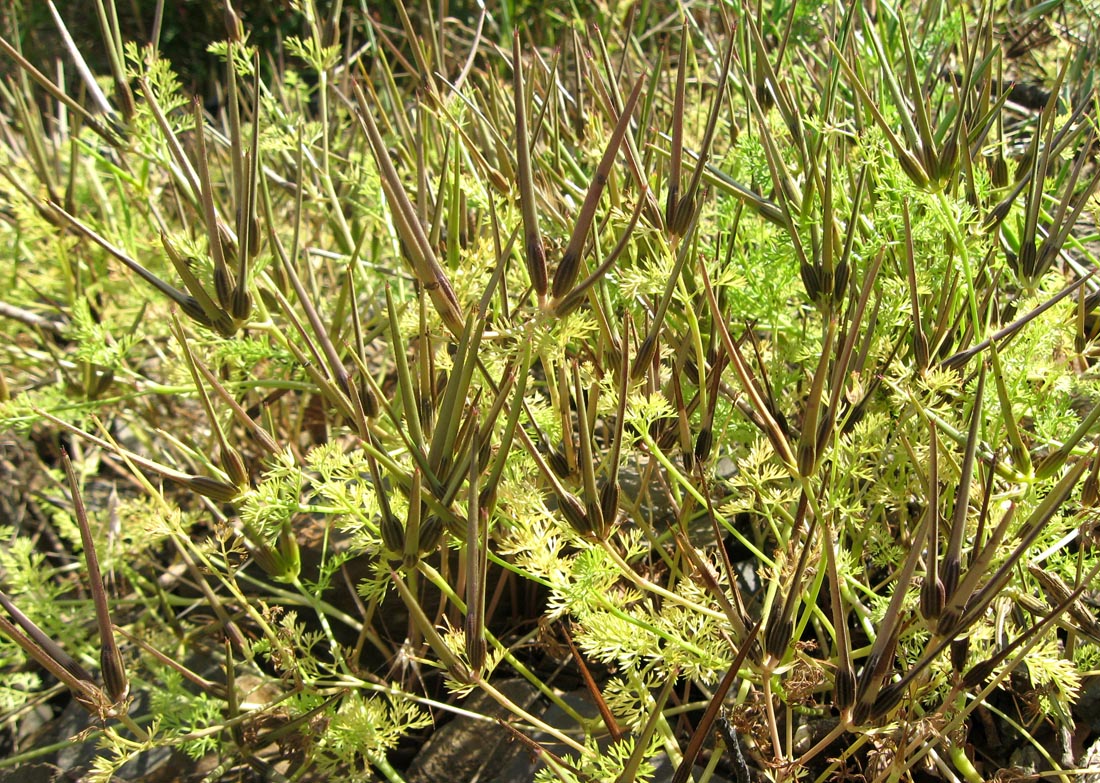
[2,1,1100,781]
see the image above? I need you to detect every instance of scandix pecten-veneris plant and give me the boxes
[1,0,1100,781]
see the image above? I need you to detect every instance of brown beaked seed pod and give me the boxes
[486,167,509,194]
[833,260,850,303]
[984,196,1014,230]
[525,231,548,298]
[584,499,605,540]
[598,480,620,533]
[245,536,298,582]
[990,153,1009,189]
[418,515,444,554]
[179,295,236,337]
[868,679,906,722]
[552,248,581,301]
[478,439,492,477]
[547,447,571,479]
[556,490,590,536]
[214,264,235,310]
[379,513,405,557]
[664,185,680,230]
[221,448,248,489]
[935,135,958,183]
[799,261,822,303]
[854,650,882,706]
[217,221,238,266]
[834,664,856,712]
[851,699,872,728]
[668,194,696,238]
[962,656,996,689]
[436,456,453,490]
[950,636,970,673]
[764,610,792,662]
[230,286,252,321]
[245,214,261,260]
[359,377,379,419]
[478,486,497,517]
[935,606,962,638]
[755,81,775,111]
[179,295,214,327]
[183,475,240,503]
[694,428,713,464]
[896,151,929,189]
[918,142,939,186]
[631,335,657,381]
[1082,458,1100,507]
[920,575,944,622]
[940,557,960,603]
[1015,242,1038,280]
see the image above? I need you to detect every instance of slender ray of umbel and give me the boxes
[61,450,128,703]
[352,82,464,334]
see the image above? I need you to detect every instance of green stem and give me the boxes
[368,750,409,783]
[678,273,709,428]
[291,577,346,670]
[631,669,682,771]
[947,743,984,783]
[116,712,150,743]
